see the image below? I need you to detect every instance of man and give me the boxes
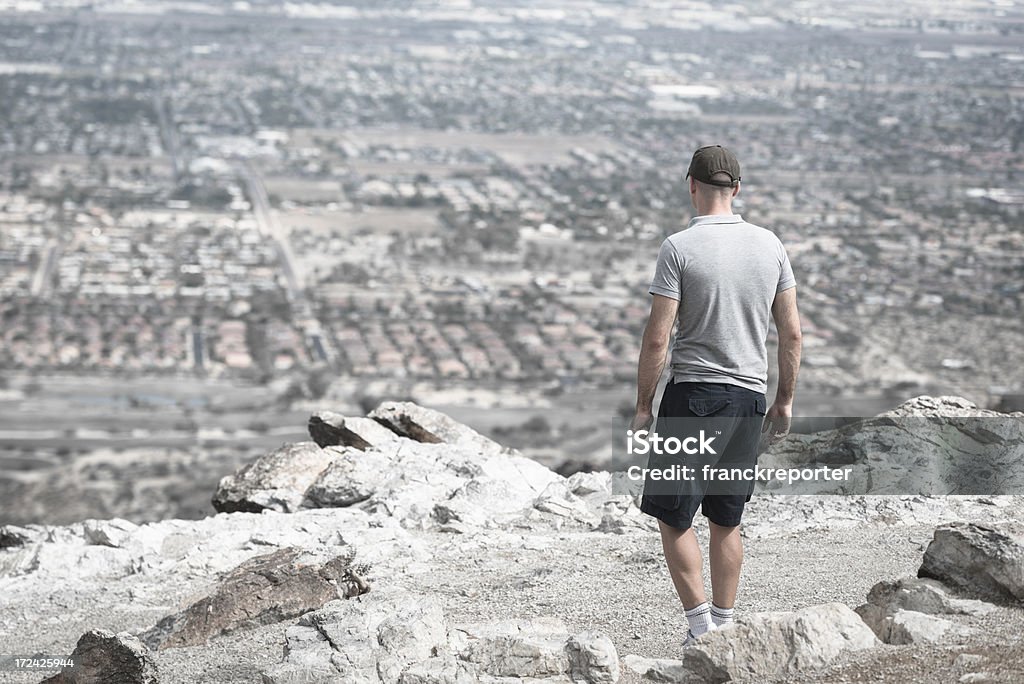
[631,144,802,646]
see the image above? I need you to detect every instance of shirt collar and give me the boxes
[687,213,744,227]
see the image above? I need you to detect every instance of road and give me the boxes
[154,88,182,178]
[238,162,305,301]
[30,239,60,296]
[238,162,335,365]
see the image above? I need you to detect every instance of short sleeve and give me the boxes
[649,238,683,300]
[777,240,796,293]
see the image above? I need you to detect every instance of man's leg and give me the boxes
[658,520,706,608]
[708,520,743,610]
[702,386,764,624]
[659,519,717,641]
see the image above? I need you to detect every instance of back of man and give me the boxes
[631,144,802,648]
[650,216,795,395]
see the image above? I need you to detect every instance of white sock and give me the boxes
[685,602,715,637]
[711,603,734,627]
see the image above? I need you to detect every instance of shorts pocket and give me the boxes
[754,396,767,416]
[687,397,731,416]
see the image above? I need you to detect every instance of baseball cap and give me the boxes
[686,145,741,187]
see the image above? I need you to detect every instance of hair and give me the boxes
[694,172,737,200]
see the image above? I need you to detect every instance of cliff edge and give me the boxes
[2,398,1024,683]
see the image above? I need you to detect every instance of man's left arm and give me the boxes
[632,293,679,431]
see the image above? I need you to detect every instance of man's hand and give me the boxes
[760,401,792,451]
[630,410,654,432]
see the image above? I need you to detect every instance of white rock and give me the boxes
[856,576,995,639]
[83,518,139,548]
[622,654,692,682]
[533,481,600,526]
[566,471,613,497]
[680,603,878,681]
[212,441,336,514]
[306,448,393,507]
[263,593,619,684]
[448,618,571,680]
[566,632,620,683]
[885,610,967,645]
[920,522,1024,601]
[955,653,987,668]
[265,591,448,684]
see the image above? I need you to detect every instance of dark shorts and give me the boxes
[639,380,767,530]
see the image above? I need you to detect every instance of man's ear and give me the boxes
[689,177,697,194]
[732,182,741,198]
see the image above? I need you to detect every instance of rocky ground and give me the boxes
[1,398,1023,684]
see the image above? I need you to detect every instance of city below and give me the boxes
[0,0,1022,495]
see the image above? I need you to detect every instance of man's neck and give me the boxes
[694,203,734,217]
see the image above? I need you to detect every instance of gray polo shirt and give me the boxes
[649,213,796,395]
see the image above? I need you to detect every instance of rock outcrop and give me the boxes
[140,546,369,650]
[918,522,1024,602]
[214,402,567,530]
[760,396,1024,495]
[857,576,995,620]
[2,397,1024,684]
[624,603,877,682]
[41,630,159,684]
[262,589,620,684]
[856,562,1001,647]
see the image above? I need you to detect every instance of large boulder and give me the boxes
[918,522,1024,601]
[759,396,1024,495]
[214,404,569,531]
[688,603,877,679]
[856,575,991,644]
[858,576,995,618]
[212,442,336,513]
[626,603,877,682]
[41,630,158,684]
[139,546,369,650]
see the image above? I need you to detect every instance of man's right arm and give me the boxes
[766,287,801,439]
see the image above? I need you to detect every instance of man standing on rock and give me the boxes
[631,145,802,646]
